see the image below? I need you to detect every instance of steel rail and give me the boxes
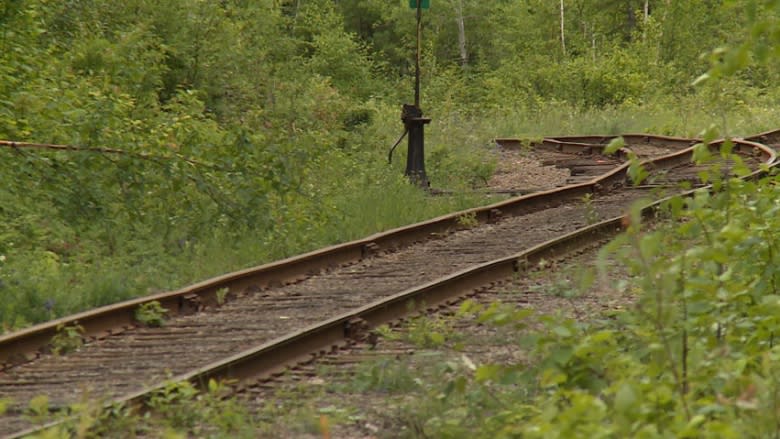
[495,133,700,152]
[545,133,701,147]
[0,134,704,368]
[128,137,771,386]
[6,136,774,439]
[744,128,780,148]
[0,136,772,370]
[5,215,629,439]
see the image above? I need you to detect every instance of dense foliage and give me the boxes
[4,0,780,437]
[1,0,779,332]
[377,154,780,438]
[355,2,780,432]
[0,0,482,328]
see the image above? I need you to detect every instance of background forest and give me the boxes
[1,0,778,329]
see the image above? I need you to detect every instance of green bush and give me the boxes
[388,165,780,437]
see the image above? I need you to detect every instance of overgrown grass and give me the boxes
[15,376,378,438]
[3,93,779,332]
[0,178,488,331]
[21,163,780,437]
[15,380,262,438]
[358,163,780,437]
[475,92,780,139]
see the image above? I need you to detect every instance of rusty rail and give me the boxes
[0,133,706,368]
[4,134,775,438]
[0,136,773,368]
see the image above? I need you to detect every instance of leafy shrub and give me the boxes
[135,301,168,327]
[50,322,85,355]
[389,167,780,437]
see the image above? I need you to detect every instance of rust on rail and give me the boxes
[0,135,773,370]
[3,134,776,438]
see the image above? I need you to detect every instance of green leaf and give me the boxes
[457,299,480,316]
[0,398,10,416]
[589,330,615,343]
[627,159,649,185]
[540,369,567,387]
[761,295,780,306]
[208,378,219,394]
[639,234,660,260]
[686,414,707,429]
[614,383,637,414]
[28,395,49,418]
[604,137,625,155]
[552,325,572,337]
[475,364,503,383]
[428,331,445,346]
[720,139,734,157]
[699,125,720,145]
[692,142,712,164]
[549,346,573,365]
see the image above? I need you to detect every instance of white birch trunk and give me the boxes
[456,0,468,68]
[560,0,566,55]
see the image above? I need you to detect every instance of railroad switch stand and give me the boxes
[402,104,431,188]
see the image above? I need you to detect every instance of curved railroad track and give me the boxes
[0,134,775,438]
[238,235,623,437]
[494,133,698,187]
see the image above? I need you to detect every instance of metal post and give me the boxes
[403,0,430,188]
[402,104,430,187]
[415,1,422,108]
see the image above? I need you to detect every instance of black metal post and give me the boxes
[402,104,430,187]
[415,1,422,108]
[402,0,430,188]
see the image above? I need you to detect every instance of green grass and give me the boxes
[477,93,780,139]
[3,94,780,332]
[0,157,492,331]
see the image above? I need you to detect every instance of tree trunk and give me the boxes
[625,1,636,40]
[560,0,566,55]
[455,0,468,68]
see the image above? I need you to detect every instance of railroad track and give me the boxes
[493,133,699,189]
[745,127,780,149]
[442,135,628,196]
[237,238,621,437]
[0,135,774,438]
